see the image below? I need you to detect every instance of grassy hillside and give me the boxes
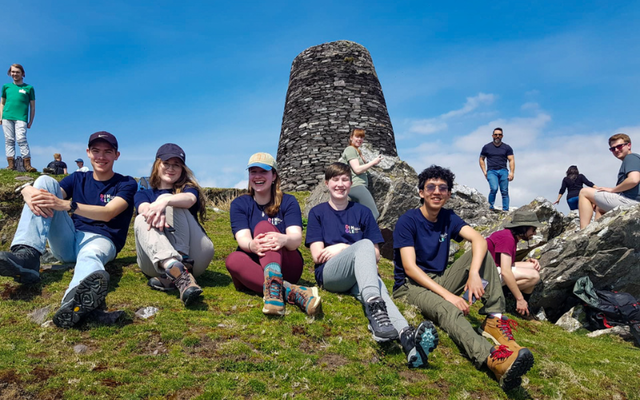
[0,170,638,399]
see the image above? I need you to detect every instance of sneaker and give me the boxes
[147,274,176,292]
[0,245,41,284]
[479,315,523,351]
[285,283,321,316]
[400,321,439,368]
[364,297,398,342]
[486,344,534,391]
[165,261,202,306]
[53,270,110,329]
[262,267,285,316]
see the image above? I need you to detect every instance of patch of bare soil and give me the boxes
[317,353,349,371]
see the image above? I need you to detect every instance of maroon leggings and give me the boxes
[225,220,304,294]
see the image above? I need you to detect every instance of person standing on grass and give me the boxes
[486,210,542,318]
[0,131,137,329]
[306,162,439,368]
[0,64,37,172]
[479,127,515,212]
[134,143,214,306]
[225,152,321,317]
[393,165,534,390]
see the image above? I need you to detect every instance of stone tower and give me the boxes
[277,40,398,191]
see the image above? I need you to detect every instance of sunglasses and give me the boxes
[424,184,449,194]
[493,133,503,137]
[609,143,629,152]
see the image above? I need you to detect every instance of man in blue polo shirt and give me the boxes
[0,131,137,329]
[479,127,515,211]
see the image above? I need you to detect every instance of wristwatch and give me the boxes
[69,200,78,214]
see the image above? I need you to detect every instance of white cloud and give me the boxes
[408,93,495,135]
[234,180,248,189]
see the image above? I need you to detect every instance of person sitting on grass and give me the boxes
[225,152,321,317]
[392,165,534,390]
[486,210,542,318]
[306,162,439,368]
[134,143,214,306]
[0,131,137,329]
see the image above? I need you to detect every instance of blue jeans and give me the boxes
[487,169,509,210]
[12,176,116,301]
[567,196,579,210]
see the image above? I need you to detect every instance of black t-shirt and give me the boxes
[480,142,514,171]
[47,160,67,175]
[559,174,595,199]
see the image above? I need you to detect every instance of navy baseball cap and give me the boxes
[156,143,186,164]
[75,158,84,163]
[88,131,118,150]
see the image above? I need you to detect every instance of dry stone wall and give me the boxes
[277,40,397,191]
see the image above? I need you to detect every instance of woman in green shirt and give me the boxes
[340,128,382,219]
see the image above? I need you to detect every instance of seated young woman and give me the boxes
[134,143,214,306]
[305,162,438,368]
[225,152,321,317]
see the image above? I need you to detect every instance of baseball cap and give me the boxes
[88,131,118,150]
[247,152,278,171]
[156,143,186,163]
[75,158,84,163]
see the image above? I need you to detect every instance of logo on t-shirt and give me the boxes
[269,217,283,226]
[439,233,448,242]
[100,193,115,204]
[345,224,362,234]
[19,89,27,94]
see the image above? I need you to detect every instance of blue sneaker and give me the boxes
[400,321,439,368]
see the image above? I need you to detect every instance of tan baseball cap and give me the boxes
[247,152,278,171]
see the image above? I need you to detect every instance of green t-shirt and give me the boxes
[2,83,35,122]
[341,146,368,187]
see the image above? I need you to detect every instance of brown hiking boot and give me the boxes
[165,261,202,306]
[285,283,321,316]
[6,157,15,170]
[23,157,37,172]
[479,315,523,351]
[486,345,534,391]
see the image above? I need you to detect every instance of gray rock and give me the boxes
[40,248,60,264]
[73,344,88,354]
[555,306,586,332]
[135,306,159,319]
[28,305,52,325]
[586,325,633,339]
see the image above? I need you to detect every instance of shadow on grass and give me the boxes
[199,270,233,288]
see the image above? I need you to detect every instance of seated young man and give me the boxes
[0,131,137,329]
[392,165,534,390]
[579,133,640,229]
[486,210,542,318]
[306,162,439,368]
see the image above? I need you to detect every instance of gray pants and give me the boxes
[3,120,29,158]
[322,239,409,333]
[393,250,503,367]
[349,185,379,220]
[134,207,214,277]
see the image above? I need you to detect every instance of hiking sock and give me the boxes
[489,313,503,319]
[264,262,281,278]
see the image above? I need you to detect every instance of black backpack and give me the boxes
[47,160,66,175]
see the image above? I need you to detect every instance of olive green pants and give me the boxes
[393,251,504,367]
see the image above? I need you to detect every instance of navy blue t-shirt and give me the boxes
[618,153,640,201]
[559,174,595,199]
[305,202,384,286]
[480,142,514,171]
[392,208,467,291]
[230,193,302,236]
[59,171,137,253]
[134,186,200,221]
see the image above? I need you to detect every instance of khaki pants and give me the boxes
[135,207,214,277]
[393,251,503,367]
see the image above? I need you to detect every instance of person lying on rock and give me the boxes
[134,143,214,306]
[392,165,534,391]
[579,133,640,229]
[0,131,137,329]
[306,162,439,368]
[486,210,542,318]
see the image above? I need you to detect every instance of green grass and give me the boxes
[0,172,638,399]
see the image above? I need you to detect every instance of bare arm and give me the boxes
[458,225,488,302]
[507,155,515,181]
[63,167,68,174]
[602,171,640,193]
[310,241,350,264]
[479,156,487,177]
[500,253,529,316]
[0,97,4,120]
[553,193,563,205]
[348,156,382,175]
[27,100,35,129]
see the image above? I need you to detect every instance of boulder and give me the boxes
[530,203,640,322]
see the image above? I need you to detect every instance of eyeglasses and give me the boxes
[424,184,449,194]
[162,162,182,170]
[609,143,629,152]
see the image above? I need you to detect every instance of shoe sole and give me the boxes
[262,304,285,316]
[0,257,40,285]
[409,321,440,368]
[53,270,109,329]
[147,279,176,292]
[500,348,535,391]
[303,287,322,316]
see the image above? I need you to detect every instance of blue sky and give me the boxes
[3,1,638,214]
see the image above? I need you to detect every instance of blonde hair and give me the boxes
[348,128,367,162]
[247,168,283,217]
[53,153,61,160]
[7,64,25,77]
[149,158,207,223]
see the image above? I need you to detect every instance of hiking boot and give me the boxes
[165,261,202,306]
[53,270,110,329]
[0,245,41,284]
[479,315,523,351]
[147,274,176,292]
[23,157,37,173]
[400,321,439,368]
[285,283,321,316]
[263,267,285,316]
[6,157,15,170]
[364,297,398,342]
[486,344,534,391]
